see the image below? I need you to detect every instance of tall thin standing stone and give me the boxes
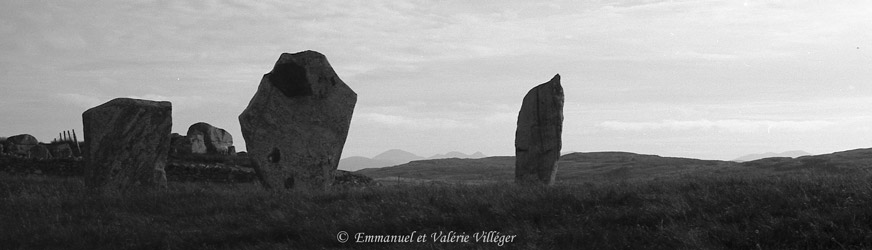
[239,50,357,190]
[82,98,172,189]
[515,74,564,185]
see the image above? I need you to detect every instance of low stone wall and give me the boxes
[0,154,375,187]
[165,161,257,183]
[0,155,83,176]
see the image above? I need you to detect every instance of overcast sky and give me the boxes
[2,0,871,160]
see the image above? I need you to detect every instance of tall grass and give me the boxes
[2,172,872,249]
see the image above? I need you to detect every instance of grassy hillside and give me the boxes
[356,152,740,184]
[5,149,872,249]
[741,148,872,175]
[357,149,872,184]
[4,172,872,249]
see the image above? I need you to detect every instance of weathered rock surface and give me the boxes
[515,74,564,185]
[29,144,52,159]
[239,50,357,190]
[4,134,38,156]
[187,122,233,154]
[170,133,206,155]
[82,98,172,189]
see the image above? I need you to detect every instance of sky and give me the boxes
[2,0,872,160]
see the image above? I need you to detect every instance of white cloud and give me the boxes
[356,113,475,130]
[55,93,104,108]
[599,119,835,133]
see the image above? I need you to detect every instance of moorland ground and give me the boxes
[3,169,872,250]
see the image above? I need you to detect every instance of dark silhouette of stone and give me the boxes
[29,144,52,159]
[47,143,74,159]
[4,134,38,156]
[515,74,564,185]
[82,98,172,189]
[239,50,357,190]
[186,122,233,154]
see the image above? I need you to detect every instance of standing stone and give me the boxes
[515,74,564,185]
[186,122,233,154]
[82,98,172,189]
[29,144,52,159]
[239,50,357,190]
[4,134,38,156]
[170,133,206,155]
[48,143,74,159]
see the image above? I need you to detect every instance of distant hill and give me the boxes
[356,148,872,184]
[427,151,487,160]
[339,149,488,171]
[372,149,424,164]
[356,151,735,184]
[740,148,872,175]
[732,150,811,162]
[337,156,397,171]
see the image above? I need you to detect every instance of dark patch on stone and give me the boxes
[269,63,312,97]
[284,177,295,189]
[268,147,281,163]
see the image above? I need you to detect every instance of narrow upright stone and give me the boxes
[82,98,172,189]
[239,51,357,190]
[515,74,564,185]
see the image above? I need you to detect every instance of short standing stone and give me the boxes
[170,133,206,155]
[29,144,52,159]
[239,50,357,190]
[515,74,564,185]
[186,122,233,154]
[82,98,172,189]
[4,134,38,156]
[48,143,74,159]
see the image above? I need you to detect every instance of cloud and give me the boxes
[356,113,475,130]
[599,119,835,133]
[55,93,104,108]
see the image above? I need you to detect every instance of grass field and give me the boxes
[3,171,872,249]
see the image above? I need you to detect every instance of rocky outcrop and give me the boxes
[186,122,233,154]
[239,51,357,190]
[3,134,38,156]
[82,98,172,189]
[515,74,564,185]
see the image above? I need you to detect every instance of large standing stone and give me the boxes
[4,134,38,156]
[82,98,172,189]
[515,74,564,185]
[239,50,357,190]
[186,122,233,154]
